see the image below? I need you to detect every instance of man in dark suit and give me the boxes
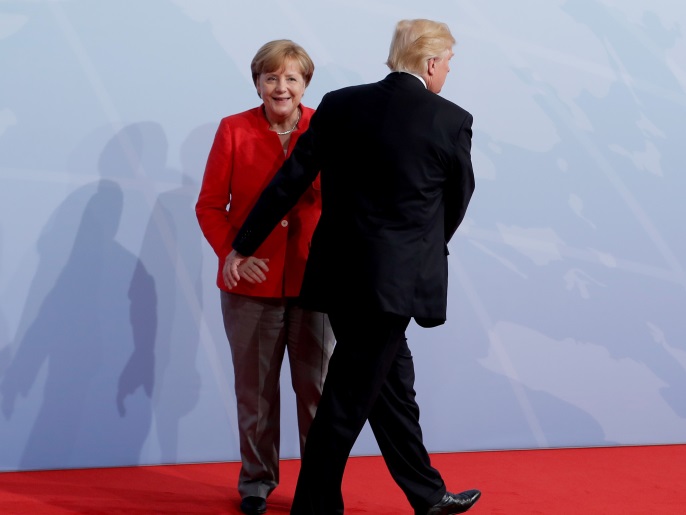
[224,18,479,515]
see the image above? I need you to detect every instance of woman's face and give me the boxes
[256,58,306,121]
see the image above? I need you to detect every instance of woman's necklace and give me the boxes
[273,108,301,136]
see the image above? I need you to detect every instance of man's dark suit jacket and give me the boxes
[233,72,475,327]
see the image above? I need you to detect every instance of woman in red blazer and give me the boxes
[195,40,334,515]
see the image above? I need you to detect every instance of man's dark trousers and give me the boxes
[290,308,446,514]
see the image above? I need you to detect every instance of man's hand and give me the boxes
[223,249,270,289]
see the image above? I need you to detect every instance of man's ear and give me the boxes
[427,57,436,76]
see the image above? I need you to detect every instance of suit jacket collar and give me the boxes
[382,71,427,90]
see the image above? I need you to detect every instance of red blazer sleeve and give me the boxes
[196,118,234,261]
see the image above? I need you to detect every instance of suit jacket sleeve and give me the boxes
[444,112,475,242]
[232,116,322,256]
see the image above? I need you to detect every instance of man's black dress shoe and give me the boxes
[426,489,481,515]
[240,496,267,515]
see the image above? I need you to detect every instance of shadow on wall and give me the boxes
[0,124,165,470]
[136,123,214,463]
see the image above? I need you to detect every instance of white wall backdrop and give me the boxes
[1,0,685,472]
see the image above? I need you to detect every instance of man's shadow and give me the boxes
[0,124,158,470]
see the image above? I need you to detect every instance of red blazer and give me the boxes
[196,105,321,297]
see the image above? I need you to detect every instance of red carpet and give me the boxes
[1,445,684,514]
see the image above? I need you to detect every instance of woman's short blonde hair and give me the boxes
[251,39,315,89]
[385,19,456,74]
